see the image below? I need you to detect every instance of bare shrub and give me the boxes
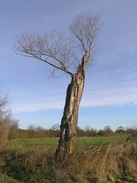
[8,119,19,140]
[0,93,10,151]
[0,117,9,151]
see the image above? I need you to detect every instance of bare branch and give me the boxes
[69,12,100,65]
[13,31,75,76]
[13,12,100,75]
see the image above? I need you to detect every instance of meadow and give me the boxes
[1,135,137,183]
[7,135,128,149]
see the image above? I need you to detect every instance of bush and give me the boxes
[0,118,10,150]
[0,93,10,151]
[0,92,18,150]
[8,119,19,140]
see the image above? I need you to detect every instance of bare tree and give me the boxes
[13,12,100,161]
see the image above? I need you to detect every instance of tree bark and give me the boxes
[55,55,87,161]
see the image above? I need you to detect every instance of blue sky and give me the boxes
[0,0,137,130]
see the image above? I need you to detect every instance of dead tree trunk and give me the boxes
[55,55,87,161]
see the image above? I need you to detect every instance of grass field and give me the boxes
[7,135,128,150]
[2,135,137,183]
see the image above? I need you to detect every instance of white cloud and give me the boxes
[81,86,137,107]
[12,86,137,114]
[12,101,64,114]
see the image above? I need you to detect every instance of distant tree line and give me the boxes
[7,124,137,140]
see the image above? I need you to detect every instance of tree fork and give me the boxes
[54,55,87,161]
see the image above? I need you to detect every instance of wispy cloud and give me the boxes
[12,102,64,113]
[12,85,137,114]
[81,86,137,107]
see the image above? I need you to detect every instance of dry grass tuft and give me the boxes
[24,147,54,168]
[2,141,137,182]
[59,141,137,182]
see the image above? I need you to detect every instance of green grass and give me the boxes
[7,138,58,149]
[7,135,128,150]
[74,135,128,149]
[0,172,21,183]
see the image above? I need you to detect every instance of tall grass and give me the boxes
[2,139,137,182]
